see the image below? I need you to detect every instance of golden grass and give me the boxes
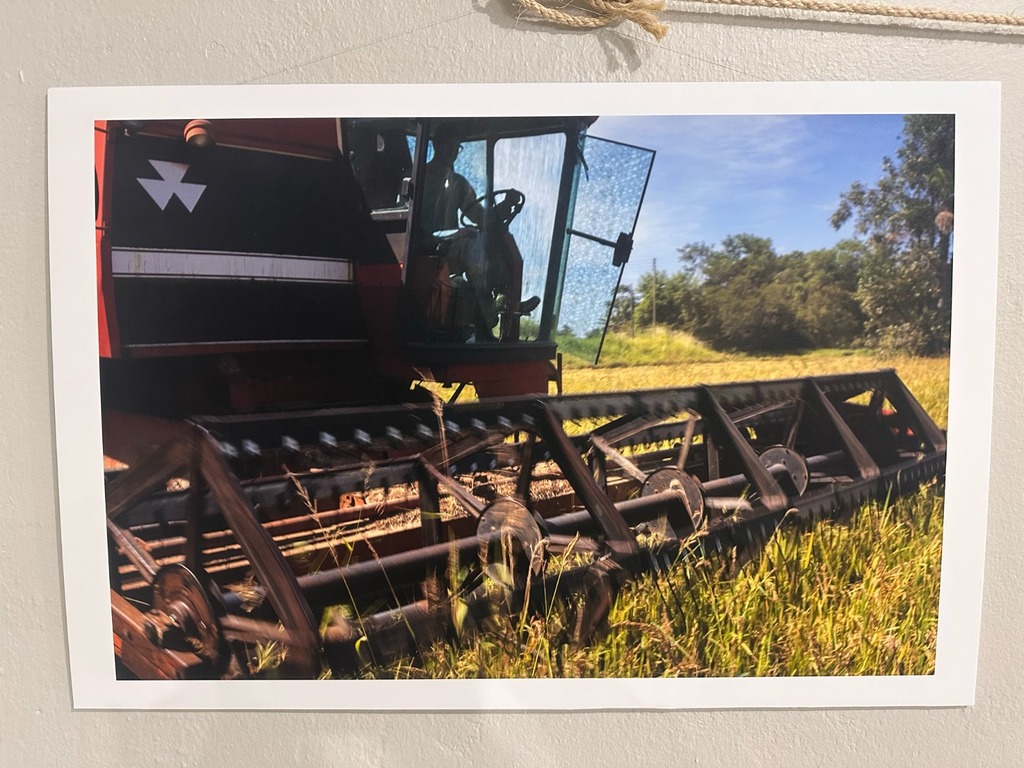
[563,352,949,428]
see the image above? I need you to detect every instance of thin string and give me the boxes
[516,0,1024,38]
[241,9,475,83]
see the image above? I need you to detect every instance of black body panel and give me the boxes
[114,278,367,347]
[110,132,391,261]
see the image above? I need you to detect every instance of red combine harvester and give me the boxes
[97,117,946,679]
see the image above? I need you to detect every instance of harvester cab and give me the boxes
[343,116,655,397]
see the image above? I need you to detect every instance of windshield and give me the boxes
[494,132,566,341]
[403,125,570,345]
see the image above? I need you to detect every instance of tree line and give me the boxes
[610,115,954,356]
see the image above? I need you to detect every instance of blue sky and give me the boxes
[588,114,906,285]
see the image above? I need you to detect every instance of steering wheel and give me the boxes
[462,188,526,228]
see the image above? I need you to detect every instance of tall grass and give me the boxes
[557,328,722,367]
[374,483,943,679]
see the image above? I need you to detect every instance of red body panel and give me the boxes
[95,122,119,357]
[459,361,555,398]
[129,119,341,158]
[354,262,405,375]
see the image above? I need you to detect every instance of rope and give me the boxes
[688,0,1024,27]
[516,0,670,40]
[515,0,1024,38]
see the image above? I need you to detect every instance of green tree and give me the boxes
[856,244,950,356]
[832,114,954,354]
[681,234,779,288]
[676,235,810,352]
[609,284,637,334]
[633,268,704,332]
[657,235,866,352]
[774,241,867,348]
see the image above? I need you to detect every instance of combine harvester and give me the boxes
[96,116,947,679]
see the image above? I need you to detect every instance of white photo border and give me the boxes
[48,81,999,710]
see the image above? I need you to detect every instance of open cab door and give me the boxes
[553,134,655,364]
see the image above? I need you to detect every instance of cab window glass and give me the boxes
[493,133,566,339]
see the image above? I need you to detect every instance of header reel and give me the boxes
[105,369,945,678]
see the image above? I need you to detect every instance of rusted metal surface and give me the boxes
[111,591,207,680]
[108,424,321,677]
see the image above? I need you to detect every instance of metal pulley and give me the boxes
[145,563,224,664]
[640,467,706,531]
[589,432,706,533]
[758,445,810,496]
[476,498,546,592]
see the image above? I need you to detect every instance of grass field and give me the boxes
[367,331,950,679]
[559,329,949,429]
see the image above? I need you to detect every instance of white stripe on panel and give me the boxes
[111,248,353,283]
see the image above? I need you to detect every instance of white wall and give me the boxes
[3,1,1021,764]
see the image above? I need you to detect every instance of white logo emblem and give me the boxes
[137,160,206,212]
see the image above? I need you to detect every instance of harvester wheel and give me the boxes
[572,558,627,644]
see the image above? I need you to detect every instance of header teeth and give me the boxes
[319,431,338,449]
[354,429,371,447]
[242,439,261,457]
[282,436,300,453]
[218,441,238,458]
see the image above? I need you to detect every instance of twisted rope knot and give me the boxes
[517,0,670,40]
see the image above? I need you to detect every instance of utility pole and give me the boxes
[652,258,657,330]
